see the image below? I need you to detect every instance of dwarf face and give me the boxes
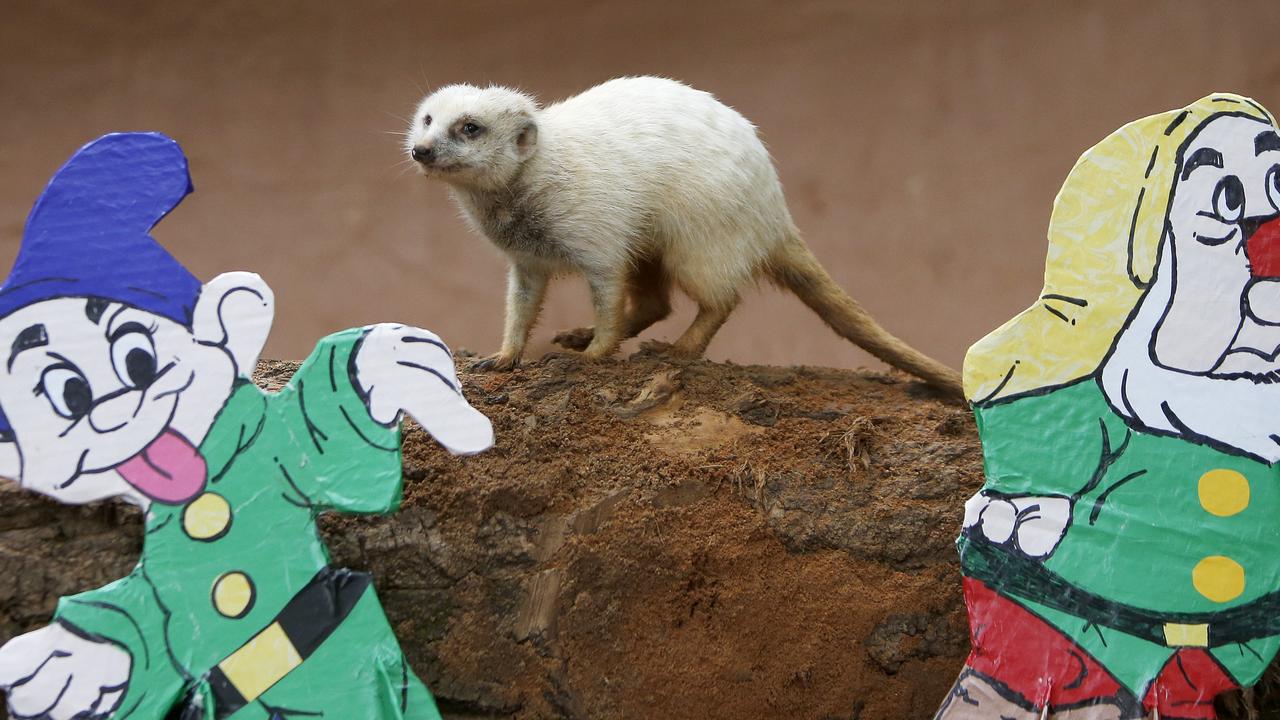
[1154,114,1280,374]
[0,297,238,505]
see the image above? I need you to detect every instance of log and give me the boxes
[0,351,1269,718]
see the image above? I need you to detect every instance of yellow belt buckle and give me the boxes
[217,622,303,702]
[1162,622,1209,648]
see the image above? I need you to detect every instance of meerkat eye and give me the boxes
[461,122,484,138]
[423,114,432,127]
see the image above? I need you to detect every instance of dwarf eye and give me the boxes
[423,114,432,127]
[40,366,92,420]
[461,122,483,138]
[109,324,158,389]
[1212,175,1245,223]
[1267,165,1280,212]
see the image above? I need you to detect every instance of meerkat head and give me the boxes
[407,84,540,190]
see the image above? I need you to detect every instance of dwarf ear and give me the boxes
[192,272,275,376]
[516,119,539,161]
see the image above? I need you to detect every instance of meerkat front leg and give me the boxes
[475,262,548,371]
[581,271,628,360]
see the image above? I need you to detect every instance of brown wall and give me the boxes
[2,0,1279,372]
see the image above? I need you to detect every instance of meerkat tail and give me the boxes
[767,236,964,396]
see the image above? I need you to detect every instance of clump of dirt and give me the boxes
[5,349,1274,718]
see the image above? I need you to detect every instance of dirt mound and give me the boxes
[3,349,1275,718]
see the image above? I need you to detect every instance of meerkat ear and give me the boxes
[516,119,539,161]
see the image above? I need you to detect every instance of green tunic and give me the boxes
[54,329,442,719]
[966,378,1280,695]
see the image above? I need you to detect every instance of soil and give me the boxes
[1,349,1275,718]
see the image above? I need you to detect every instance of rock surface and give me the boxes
[0,351,1273,718]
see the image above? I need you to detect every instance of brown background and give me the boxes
[1,0,1279,371]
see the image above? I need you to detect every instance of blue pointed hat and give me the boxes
[0,132,201,433]
[0,132,200,325]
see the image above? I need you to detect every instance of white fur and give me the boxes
[410,77,791,287]
[406,77,799,364]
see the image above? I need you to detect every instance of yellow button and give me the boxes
[212,571,255,618]
[1199,469,1250,517]
[183,492,232,540]
[1192,556,1245,603]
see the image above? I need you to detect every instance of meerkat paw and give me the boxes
[471,352,520,372]
[633,339,673,357]
[552,326,595,351]
[580,342,620,361]
[666,341,706,360]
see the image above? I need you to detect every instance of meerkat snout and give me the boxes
[410,145,435,164]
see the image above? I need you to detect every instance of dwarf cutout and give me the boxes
[0,133,494,720]
[935,95,1280,720]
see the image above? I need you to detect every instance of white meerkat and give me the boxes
[405,76,962,394]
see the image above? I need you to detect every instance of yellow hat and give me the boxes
[964,94,1276,403]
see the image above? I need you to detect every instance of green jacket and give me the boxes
[55,328,402,717]
[966,377,1280,690]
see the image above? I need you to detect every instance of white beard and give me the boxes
[1100,249,1280,463]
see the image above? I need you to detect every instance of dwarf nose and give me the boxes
[411,145,434,164]
[1247,216,1280,279]
[88,388,142,433]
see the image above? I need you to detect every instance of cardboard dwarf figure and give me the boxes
[935,95,1280,720]
[0,133,494,719]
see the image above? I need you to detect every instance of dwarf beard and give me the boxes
[1101,251,1280,462]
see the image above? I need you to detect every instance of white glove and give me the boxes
[962,492,1072,558]
[354,324,494,455]
[0,623,130,719]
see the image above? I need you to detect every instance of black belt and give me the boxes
[180,567,372,719]
[961,532,1280,648]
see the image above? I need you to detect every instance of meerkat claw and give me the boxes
[471,353,519,372]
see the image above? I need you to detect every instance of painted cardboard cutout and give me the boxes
[0,133,494,720]
[935,95,1280,720]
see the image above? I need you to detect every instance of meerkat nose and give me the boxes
[411,145,435,164]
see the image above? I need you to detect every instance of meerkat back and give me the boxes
[541,77,792,269]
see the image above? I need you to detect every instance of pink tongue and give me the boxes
[116,429,208,504]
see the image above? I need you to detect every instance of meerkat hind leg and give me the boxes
[554,257,672,351]
[669,295,737,358]
[625,257,674,336]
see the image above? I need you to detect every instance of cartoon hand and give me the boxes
[355,324,494,455]
[0,623,129,719]
[962,492,1072,558]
